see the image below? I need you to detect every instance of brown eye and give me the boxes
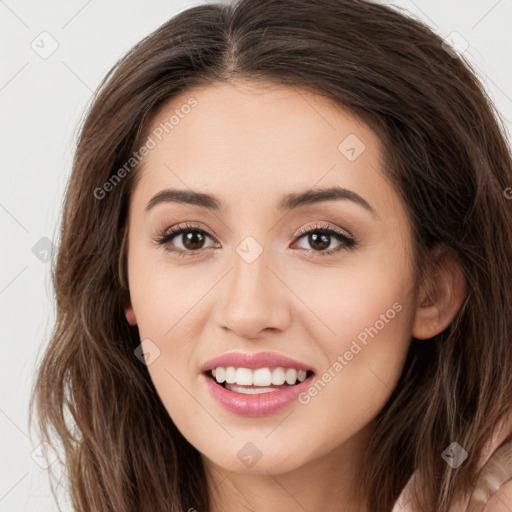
[180,230,207,250]
[293,225,356,256]
[156,223,218,256]
[305,232,331,251]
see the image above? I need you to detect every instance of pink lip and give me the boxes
[202,372,314,417]
[200,351,315,373]
[200,351,315,417]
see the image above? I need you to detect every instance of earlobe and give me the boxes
[124,303,137,326]
[412,245,467,340]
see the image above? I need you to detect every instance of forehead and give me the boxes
[132,80,399,219]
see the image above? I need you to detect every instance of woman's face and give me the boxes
[124,80,420,476]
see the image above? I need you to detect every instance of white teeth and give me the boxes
[271,367,286,385]
[225,366,236,384]
[225,384,280,394]
[235,367,253,386]
[285,368,298,385]
[253,368,272,386]
[215,367,225,384]
[211,366,310,386]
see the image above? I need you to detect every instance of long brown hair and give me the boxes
[29,0,512,510]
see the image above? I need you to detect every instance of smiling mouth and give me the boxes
[205,367,315,395]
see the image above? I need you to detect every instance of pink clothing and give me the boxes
[392,412,512,511]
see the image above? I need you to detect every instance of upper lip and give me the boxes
[201,351,315,373]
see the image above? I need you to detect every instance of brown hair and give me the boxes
[29,0,512,510]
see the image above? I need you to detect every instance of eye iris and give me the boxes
[309,232,330,251]
[183,230,205,250]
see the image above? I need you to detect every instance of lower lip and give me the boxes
[202,373,313,417]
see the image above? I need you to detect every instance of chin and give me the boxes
[198,437,315,476]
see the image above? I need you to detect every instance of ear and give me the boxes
[412,244,467,340]
[124,300,137,326]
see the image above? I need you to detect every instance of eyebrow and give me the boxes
[145,186,378,217]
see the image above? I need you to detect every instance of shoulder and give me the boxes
[466,436,512,512]
[393,434,512,512]
[480,478,512,511]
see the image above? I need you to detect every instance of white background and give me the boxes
[1,0,511,510]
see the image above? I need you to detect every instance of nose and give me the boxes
[213,245,292,340]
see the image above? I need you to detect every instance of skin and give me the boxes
[124,80,466,512]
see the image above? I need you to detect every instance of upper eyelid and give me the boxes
[160,222,350,239]
[295,223,354,239]
[158,222,354,248]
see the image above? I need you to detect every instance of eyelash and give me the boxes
[154,222,357,258]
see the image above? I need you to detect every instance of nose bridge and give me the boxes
[230,240,269,303]
[215,236,291,338]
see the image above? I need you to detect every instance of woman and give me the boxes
[29,0,512,510]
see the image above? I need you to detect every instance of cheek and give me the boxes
[128,245,207,338]
[127,256,207,438]
[289,249,414,437]
[290,242,413,355]
[127,247,206,409]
